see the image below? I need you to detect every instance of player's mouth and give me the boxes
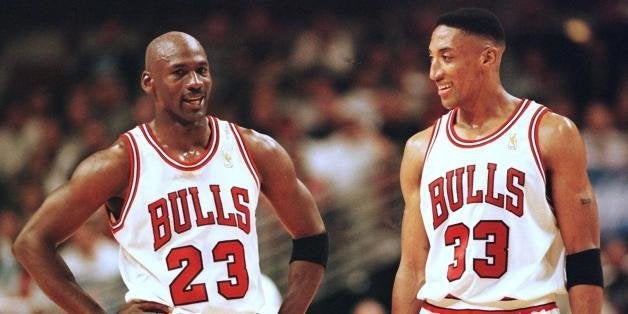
[437,83,452,96]
[182,96,204,109]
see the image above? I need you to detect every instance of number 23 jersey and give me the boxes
[110,116,264,313]
[418,100,566,303]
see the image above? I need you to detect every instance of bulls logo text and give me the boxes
[148,184,251,250]
[428,163,525,229]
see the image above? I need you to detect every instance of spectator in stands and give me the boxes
[352,297,387,314]
[288,10,356,78]
[581,100,628,171]
[603,236,628,314]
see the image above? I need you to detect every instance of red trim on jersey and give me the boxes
[425,118,442,162]
[229,123,260,189]
[422,301,557,313]
[139,116,220,171]
[529,105,550,183]
[446,99,530,148]
[111,133,141,233]
[445,294,516,301]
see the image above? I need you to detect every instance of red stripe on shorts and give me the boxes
[422,301,557,313]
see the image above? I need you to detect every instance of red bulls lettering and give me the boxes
[190,186,215,226]
[149,185,251,251]
[168,190,192,234]
[210,185,237,227]
[429,177,448,229]
[466,165,484,204]
[231,187,251,234]
[148,198,171,251]
[429,163,525,229]
[506,168,525,216]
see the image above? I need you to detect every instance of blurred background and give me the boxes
[0,0,625,313]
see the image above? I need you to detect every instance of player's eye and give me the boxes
[172,69,186,77]
[197,67,209,76]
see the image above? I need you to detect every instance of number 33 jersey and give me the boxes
[110,116,264,313]
[418,100,566,303]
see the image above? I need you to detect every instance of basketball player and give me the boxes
[13,31,328,313]
[392,8,603,314]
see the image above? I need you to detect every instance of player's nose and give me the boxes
[186,71,203,90]
[429,62,443,81]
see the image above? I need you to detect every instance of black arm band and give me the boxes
[566,248,603,289]
[290,232,329,268]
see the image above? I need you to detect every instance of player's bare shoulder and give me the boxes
[538,111,580,139]
[75,139,128,175]
[70,138,131,197]
[403,125,437,162]
[537,111,584,162]
[399,125,436,191]
[235,126,293,182]
[236,126,283,157]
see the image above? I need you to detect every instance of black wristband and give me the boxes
[566,248,603,289]
[290,232,329,268]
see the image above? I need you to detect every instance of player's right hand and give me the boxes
[117,299,173,313]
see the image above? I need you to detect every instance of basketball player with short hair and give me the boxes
[13,31,328,314]
[392,8,603,314]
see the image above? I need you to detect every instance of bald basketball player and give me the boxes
[13,31,328,314]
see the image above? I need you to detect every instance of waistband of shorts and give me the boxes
[423,295,558,313]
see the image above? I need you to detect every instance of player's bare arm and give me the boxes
[118,300,173,314]
[12,140,130,313]
[392,127,433,314]
[539,112,603,314]
[239,127,326,314]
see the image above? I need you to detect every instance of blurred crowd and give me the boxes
[0,1,626,313]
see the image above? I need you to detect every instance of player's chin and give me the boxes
[180,104,207,116]
[188,110,207,120]
[176,110,207,124]
[440,98,457,110]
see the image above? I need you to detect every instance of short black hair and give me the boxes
[436,8,505,44]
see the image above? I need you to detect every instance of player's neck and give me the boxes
[149,116,211,158]
[455,90,519,136]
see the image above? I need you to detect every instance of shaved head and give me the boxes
[140,31,212,124]
[145,31,206,72]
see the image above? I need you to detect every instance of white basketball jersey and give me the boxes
[110,116,264,313]
[418,100,566,304]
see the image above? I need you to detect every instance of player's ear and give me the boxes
[481,46,498,66]
[141,71,153,93]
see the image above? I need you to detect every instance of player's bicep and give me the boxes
[541,114,600,253]
[268,176,324,238]
[243,129,324,238]
[398,135,430,268]
[21,143,129,245]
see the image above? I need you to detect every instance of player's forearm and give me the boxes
[279,261,325,314]
[392,260,425,314]
[568,285,603,314]
[12,233,105,313]
[391,273,423,314]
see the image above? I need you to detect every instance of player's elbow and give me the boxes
[12,232,29,263]
[12,229,40,265]
[395,259,426,287]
